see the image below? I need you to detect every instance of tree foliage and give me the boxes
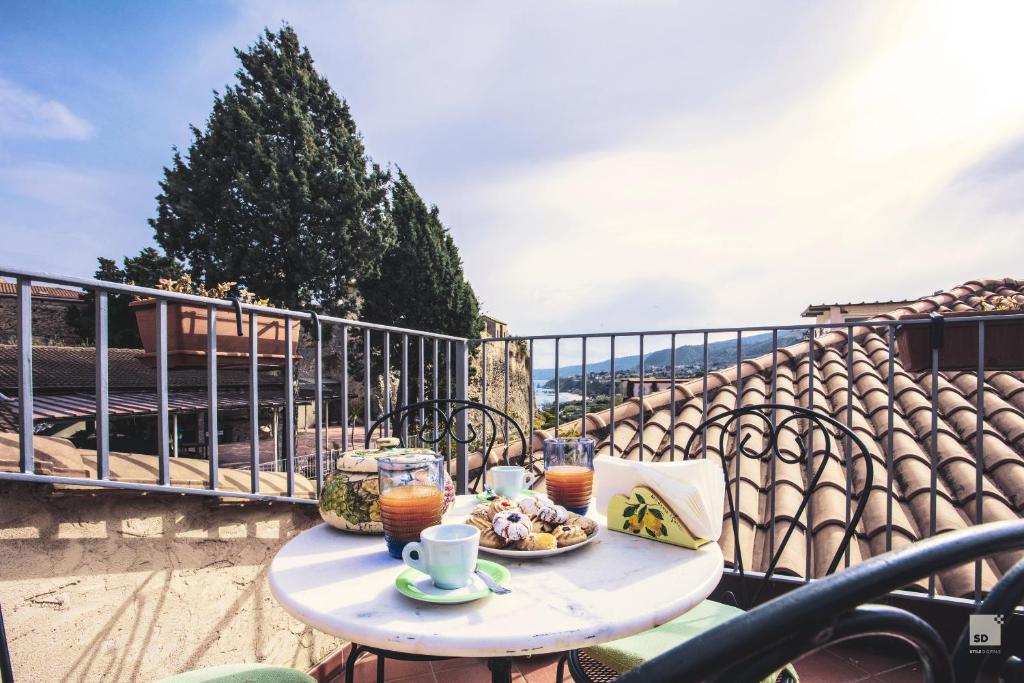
[150,25,392,316]
[361,171,481,339]
[68,248,186,348]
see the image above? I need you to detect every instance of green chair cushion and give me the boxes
[585,599,798,683]
[156,663,315,683]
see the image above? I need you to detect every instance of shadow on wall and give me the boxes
[0,484,340,682]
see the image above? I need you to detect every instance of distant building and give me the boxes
[620,377,677,399]
[481,314,509,339]
[0,281,87,345]
[801,299,917,336]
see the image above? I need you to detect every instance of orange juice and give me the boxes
[380,484,443,556]
[545,465,593,511]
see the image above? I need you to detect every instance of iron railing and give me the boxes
[236,449,342,480]
[0,266,470,504]
[477,313,1024,609]
[2,266,1022,608]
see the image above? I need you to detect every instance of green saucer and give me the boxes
[475,489,537,503]
[395,559,511,604]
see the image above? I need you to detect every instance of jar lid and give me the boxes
[376,452,442,472]
[336,444,438,473]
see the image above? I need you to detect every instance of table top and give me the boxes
[269,495,723,658]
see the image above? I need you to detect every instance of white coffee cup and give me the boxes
[490,465,526,498]
[402,524,480,590]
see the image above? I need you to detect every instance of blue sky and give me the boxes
[3,1,1024,365]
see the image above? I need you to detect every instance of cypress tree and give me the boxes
[150,25,392,315]
[361,170,481,339]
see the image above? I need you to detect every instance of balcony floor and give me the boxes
[327,642,940,683]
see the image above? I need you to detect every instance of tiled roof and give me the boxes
[517,278,1024,599]
[0,388,305,431]
[0,345,263,392]
[800,299,917,317]
[0,282,83,300]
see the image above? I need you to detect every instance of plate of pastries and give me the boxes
[465,494,599,557]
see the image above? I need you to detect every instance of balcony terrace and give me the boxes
[0,267,1022,682]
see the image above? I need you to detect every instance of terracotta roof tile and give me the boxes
[0,344,266,392]
[515,277,1024,599]
[0,283,83,300]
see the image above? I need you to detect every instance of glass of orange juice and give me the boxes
[378,453,444,558]
[543,437,595,515]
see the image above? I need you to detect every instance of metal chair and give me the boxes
[349,398,529,683]
[1,602,12,683]
[561,403,873,682]
[615,520,1024,683]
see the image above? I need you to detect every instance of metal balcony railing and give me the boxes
[0,266,471,504]
[2,265,1022,608]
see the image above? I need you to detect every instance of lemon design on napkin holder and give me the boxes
[607,486,711,549]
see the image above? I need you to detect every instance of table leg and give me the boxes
[487,656,513,683]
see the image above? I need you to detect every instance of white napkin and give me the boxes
[595,457,725,541]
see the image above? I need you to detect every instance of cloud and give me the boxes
[443,1,1024,336]
[0,162,153,275]
[0,78,96,140]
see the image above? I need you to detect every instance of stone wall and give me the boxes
[0,297,87,345]
[0,483,341,682]
[470,339,533,445]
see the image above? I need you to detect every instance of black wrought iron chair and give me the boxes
[1,602,12,683]
[560,404,874,683]
[344,398,529,683]
[615,519,1024,683]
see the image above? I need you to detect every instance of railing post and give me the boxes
[16,278,33,472]
[207,304,218,489]
[248,310,259,494]
[95,290,109,479]
[284,317,295,498]
[156,299,170,486]
[313,314,323,496]
[341,325,350,452]
[455,339,470,494]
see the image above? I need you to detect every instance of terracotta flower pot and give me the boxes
[895,310,1024,371]
[130,299,300,369]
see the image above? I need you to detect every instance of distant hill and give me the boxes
[533,330,804,380]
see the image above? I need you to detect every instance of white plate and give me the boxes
[478,524,600,558]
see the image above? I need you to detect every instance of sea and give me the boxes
[532,379,582,410]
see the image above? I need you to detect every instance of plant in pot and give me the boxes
[896,295,1024,371]
[129,275,300,369]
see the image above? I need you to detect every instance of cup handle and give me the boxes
[402,541,427,573]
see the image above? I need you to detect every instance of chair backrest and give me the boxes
[617,519,1024,683]
[0,602,13,683]
[365,399,529,489]
[681,403,873,608]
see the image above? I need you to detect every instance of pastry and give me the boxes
[531,518,549,533]
[470,503,493,521]
[571,515,597,535]
[488,497,516,516]
[492,510,532,543]
[552,524,588,547]
[538,504,569,526]
[517,495,550,518]
[479,528,508,549]
[514,532,558,551]
[466,514,491,532]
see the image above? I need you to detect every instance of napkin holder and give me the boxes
[607,485,711,549]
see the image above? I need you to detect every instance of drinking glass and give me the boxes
[543,437,595,514]
[378,452,444,558]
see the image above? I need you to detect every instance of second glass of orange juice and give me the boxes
[543,437,595,514]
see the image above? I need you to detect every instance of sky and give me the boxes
[3,1,1024,367]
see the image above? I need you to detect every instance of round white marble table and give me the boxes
[269,495,723,682]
